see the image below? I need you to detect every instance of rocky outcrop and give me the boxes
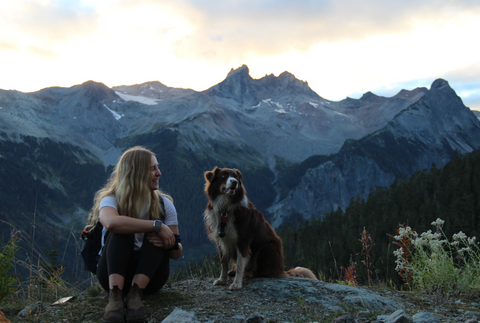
[161,278,479,323]
[7,278,480,322]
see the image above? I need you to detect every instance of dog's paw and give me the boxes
[213,279,227,286]
[228,282,242,290]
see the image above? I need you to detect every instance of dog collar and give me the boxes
[219,212,228,238]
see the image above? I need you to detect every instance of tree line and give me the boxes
[276,148,480,287]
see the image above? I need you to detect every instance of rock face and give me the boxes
[268,79,480,226]
[161,277,404,322]
[156,278,480,323]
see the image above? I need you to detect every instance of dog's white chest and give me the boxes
[205,208,238,257]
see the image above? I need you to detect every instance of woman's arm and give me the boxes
[146,225,183,260]
[99,206,175,248]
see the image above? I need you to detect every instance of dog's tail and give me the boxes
[286,267,318,280]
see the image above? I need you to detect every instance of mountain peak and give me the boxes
[76,80,118,101]
[431,78,449,90]
[206,65,320,104]
[360,91,380,101]
[206,65,255,103]
[226,64,250,78]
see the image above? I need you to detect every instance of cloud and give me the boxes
[443,63,480,111]
[0,40,18,52]
[0,0,98,50]
[171,0,480,62]
[1,0,479,105]
[28,46,58,58]
[444,62,480,84]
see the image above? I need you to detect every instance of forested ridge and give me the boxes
[277,148,480,286]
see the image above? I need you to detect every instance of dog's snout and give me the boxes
[229,178,238,188]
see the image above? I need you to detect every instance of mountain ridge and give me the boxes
[1,66,480,281]
[268,78,480,226]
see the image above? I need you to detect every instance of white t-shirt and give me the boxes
[99,195,178,251]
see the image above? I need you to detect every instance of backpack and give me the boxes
[80,196,166,274]
[80,221,105,274]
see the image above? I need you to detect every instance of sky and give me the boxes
[1,0,480,111]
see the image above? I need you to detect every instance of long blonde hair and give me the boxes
[85,146,172,230]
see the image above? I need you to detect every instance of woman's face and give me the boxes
[148,155,161,191]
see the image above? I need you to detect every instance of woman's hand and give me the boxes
[146,232,182,259]
[146,233,166,248]
[159,223,175,248]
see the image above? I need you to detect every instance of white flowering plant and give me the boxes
[390,218,480,295]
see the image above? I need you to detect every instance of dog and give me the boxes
[203,166,317,290]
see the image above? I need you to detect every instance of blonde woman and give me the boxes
[85,146,182,323]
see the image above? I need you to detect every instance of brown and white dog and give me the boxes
[203,166,317,290]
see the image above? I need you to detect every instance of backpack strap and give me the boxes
[159,194,166,222]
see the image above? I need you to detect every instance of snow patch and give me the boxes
[115,91,161,105]
[275,109,287,114]
[251,99,284,110]
[309,102,319,108]
[149,86,162,92]
[103,104,122,120]
[263,99,283,109]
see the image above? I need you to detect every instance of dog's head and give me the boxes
[204,167,245,201]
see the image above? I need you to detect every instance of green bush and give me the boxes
[391,218,480,295]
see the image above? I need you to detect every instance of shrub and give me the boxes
[390,218,480,295]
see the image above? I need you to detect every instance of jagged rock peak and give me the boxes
[226,64,250,78]
[208,65,320,101]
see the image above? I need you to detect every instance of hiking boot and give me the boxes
[103,286,125,323]
[125,283,146,323]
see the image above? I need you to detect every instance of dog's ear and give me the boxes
[205,171,214,182]
[205,166,219,182]
[233,168,243,181]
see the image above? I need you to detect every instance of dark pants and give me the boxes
[97,232,170,294]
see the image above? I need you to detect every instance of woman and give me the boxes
[85,146,182,323]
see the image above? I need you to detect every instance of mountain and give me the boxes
[1,66,479,281]
[268,79,480,226]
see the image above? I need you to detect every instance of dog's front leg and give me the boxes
[230,249,249,290]
[213,255,229,286]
